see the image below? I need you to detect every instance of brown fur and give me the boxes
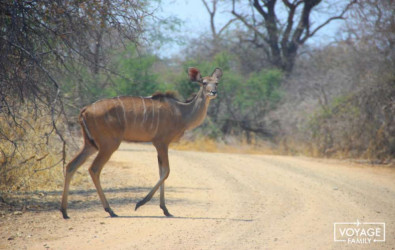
[188,67,201,81]
[151,91,180,102]
[186,93,197,103]
[60,67,222,219]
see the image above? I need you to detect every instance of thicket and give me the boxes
[0,0,149,192]
[178,0,394,162]
[275,43,394,161]
[0,105,66,192]
[272,0,394,162]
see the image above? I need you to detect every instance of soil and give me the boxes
[1,143,394,249]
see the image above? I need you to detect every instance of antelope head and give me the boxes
[188,67,223,99]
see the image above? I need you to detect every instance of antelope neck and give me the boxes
[177,87,210,130]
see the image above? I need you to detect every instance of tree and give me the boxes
[220,68,283,142]
[271,0,394,160]
[201,0,237,55]
[0,0,149,190]
[231,0,356,72]
[0,0,146,108]
[0,0,148,122]
[343,0,394,57]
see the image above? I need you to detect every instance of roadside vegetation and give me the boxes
[0,0,393,195]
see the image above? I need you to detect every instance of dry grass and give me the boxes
[171,137,277,155]
[172,136,394,168]
[0,107,70,193]
[0,106,96,213]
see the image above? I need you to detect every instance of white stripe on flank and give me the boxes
[112,98,122,127]
[140,97,147,126]
[103,101,113,128]
[117,96,127,128]
[153,108,160,137]
[130,97,136,124]
[150,99,155,129]
[92,102,99,128]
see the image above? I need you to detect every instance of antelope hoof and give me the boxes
[105,208,118,217]
[160,205,173,217]
[60,208,70,219]
[135,200,144,211]
[135,197,150,211]
[164,211,173,217]
[109,211,118,217]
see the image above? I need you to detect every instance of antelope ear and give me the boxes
[211,68,223,81]
[188,67,202,82]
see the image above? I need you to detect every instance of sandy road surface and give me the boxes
[1,143,394,249]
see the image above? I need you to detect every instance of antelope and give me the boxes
[60,67,223,219]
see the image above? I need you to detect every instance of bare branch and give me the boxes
[253,0,268,19]
[202,0,213,15]
[231,4,268,43]
[303,0,357,42]
[0,0,148,185]
[218,18,238,36]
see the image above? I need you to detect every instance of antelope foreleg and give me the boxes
[135,143,171,216]
[134,166,169,212]
[159,167,172,217]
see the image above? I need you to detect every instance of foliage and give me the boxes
[275,38,394,162]
[1,0,147,112]
[220,68,283,141]
[109,45,164,97]
[305,78,394,161]
[0,0,392,199]
[0,0,150,192]
[0,104,69,192]
[61,63,110,112]
[232,69,282,112]
[181,0,393,163]
[173,51,283,141]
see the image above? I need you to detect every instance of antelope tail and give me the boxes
[79,108,98,149]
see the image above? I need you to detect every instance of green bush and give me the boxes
[109,44,163,97]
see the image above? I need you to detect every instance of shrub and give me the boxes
[0,104,70,192]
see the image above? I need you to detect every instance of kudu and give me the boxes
[60,67,223,219]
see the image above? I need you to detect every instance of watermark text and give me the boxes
[334,220,385,244]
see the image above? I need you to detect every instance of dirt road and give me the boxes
[1,143,394,249]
